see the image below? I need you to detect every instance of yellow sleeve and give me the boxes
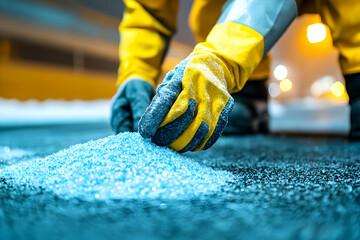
[118,0,179,87]
[204,0,297,93]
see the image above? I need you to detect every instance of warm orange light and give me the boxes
[307,23,327,43]
[331,81,345,97]
[310,76,336,97]
[279,79,293,92]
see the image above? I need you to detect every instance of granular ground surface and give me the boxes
[2,132,233,200]
[0,123,360,240]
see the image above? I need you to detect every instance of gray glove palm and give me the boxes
[111,79,154,133]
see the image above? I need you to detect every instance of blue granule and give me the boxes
[1,133,233,201]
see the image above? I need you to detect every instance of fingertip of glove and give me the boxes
[203,97,234,150]
[138,117,153,139]
[151,99,197,146]
[179,121,209,153]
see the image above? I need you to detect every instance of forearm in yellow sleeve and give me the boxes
[204,0,297,93]
[118,0,179,87]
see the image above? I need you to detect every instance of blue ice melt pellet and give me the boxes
[1,133,233,201]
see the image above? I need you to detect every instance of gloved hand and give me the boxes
[137,0,297,152]
[111,79,154,133]
[139,43,235,152]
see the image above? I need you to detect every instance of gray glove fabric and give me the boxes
[111,79,154,133]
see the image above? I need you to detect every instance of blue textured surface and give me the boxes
[2,132,233,201]
[1,124,360,240]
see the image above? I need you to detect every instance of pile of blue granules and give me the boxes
[2,133,233,201]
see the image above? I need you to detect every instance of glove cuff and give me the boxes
[118,76,155,90]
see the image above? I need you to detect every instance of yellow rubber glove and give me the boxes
[139,43,237,152]
[139,0,297,152]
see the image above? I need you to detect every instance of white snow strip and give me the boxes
[0,97,350,133]
[269,98,350,133]
[0,98,111,126]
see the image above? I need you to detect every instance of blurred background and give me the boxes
[0,0,350,134]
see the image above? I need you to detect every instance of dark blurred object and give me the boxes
[345,73,360,140]
[224,79,269,135]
